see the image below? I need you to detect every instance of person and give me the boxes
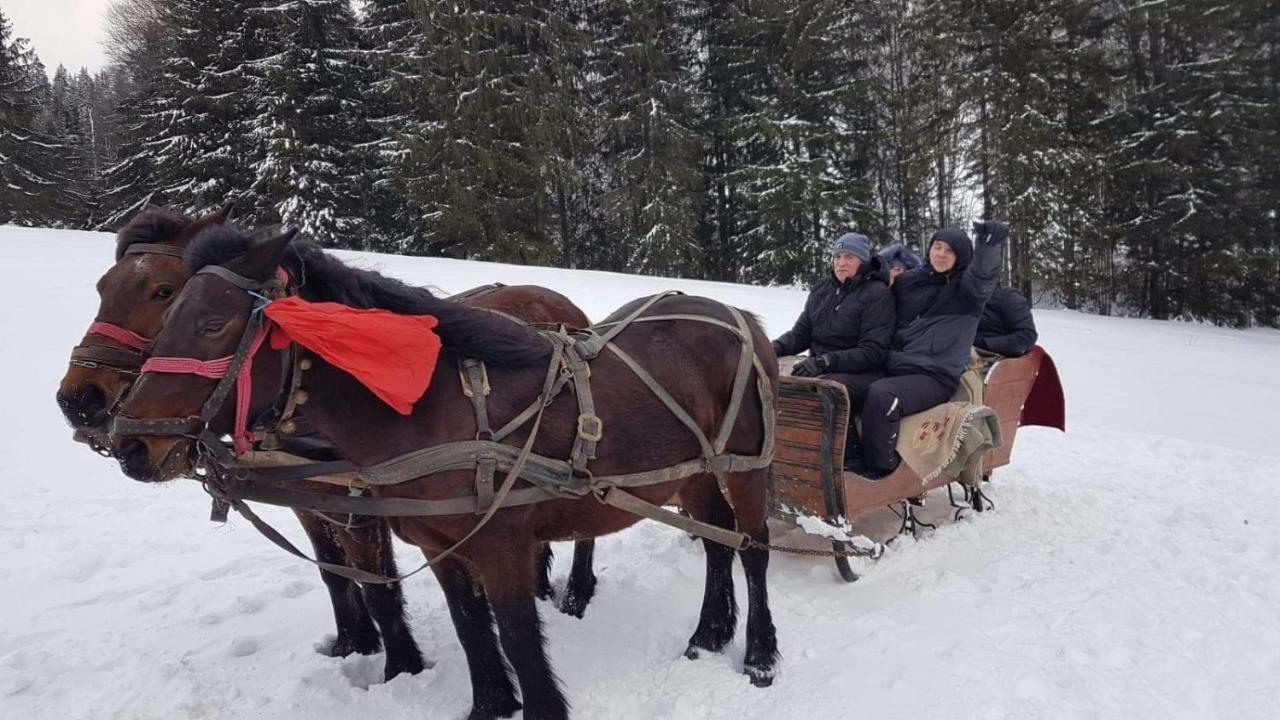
[852,221,1007,478]
[771,232,895,467]
[877,242,923,285]
[975,285,1038,357]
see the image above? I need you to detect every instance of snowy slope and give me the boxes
[1,225,1278,719]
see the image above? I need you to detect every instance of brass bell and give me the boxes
[280,420,297,435]
[299,357,313,371]
[293,389,309,405]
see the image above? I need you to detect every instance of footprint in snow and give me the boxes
[228,637,260,657]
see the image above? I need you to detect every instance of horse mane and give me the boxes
[114,207,195,260]
[185,227,553,367]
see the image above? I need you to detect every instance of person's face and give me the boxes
[832,252,862,282]
[929,241,956,273]
[888,265,906,284]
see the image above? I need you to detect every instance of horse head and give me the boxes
[56,202,234,452]
[110,226,295,482]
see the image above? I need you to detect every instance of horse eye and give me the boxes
[202,320,226,335]
[153,286,174,301]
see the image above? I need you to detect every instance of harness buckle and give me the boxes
[576,414,604,443]
[459,359,491,398]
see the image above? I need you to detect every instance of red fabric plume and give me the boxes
[263,296,442,415]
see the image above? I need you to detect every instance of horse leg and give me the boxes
[432,558,522,720]
[295,511,380,657]
[535,544,554,601]
[478,541,569,720]
[726,469,780,687]
[336,517,427,681]
[558,540,598,619]
[679,477,739,658]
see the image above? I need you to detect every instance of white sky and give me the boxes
[4,0,112,73]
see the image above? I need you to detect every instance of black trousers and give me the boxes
[859,373,957,471]
[819,370,884,459]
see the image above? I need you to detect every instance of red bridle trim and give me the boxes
[89,321,152,351]
[140,322,270,455]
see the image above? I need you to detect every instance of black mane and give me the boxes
[185,227,553,367]
[114,207,195,260]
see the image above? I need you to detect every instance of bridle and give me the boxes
[69,243,187,375]
[112,264,297,465]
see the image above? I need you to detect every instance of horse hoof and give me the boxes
[383,654,429,682]
[745,666,775,688]
[318,634,380,658]
[559,581,595,618]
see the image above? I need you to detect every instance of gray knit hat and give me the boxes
[831,232,871,262]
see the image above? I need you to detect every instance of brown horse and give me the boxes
[112,228,779,720]
[56,209,596,683]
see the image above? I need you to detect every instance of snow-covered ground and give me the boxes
[2,225,1278,719]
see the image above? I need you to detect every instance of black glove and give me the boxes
[973,220,1008,246]
[770,340,784,358]
[791,355,828,377]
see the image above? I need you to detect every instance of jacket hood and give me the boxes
[929,228,973,273]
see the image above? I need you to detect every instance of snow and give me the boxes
[2,224,1279,719]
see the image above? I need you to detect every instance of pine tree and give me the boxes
[0,10,76,225]
[251,0,370,246]
[101,0,265,225]
[404,0,587,262]
[357,0,430,251]
[587,0,704,276]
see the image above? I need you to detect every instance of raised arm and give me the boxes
[960,220,1007,307]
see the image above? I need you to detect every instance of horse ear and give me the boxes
[240,228,299,280]
[214,201,235,224]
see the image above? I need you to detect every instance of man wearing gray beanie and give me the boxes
[771,232,895,469]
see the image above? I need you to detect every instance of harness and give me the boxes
[112,266,778,579]
[69,243,187,375]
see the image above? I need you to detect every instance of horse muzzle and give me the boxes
[113,435,195,483]
[56,384,109,431]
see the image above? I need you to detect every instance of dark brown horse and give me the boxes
[112,228,779,720]
[56,209,596,683]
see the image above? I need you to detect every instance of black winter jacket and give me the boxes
[886,227,1003,384]
[773,258,895,374]
[976,286,1038,357]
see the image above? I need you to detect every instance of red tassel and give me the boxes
[263,297,441,415]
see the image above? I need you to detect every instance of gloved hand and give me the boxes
[791,355,829,377]
[770,340,784,358]
[972,220,1008,246]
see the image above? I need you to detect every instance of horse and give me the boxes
[56,208,596,684]
[110,227,779,720]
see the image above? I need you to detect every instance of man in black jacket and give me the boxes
[975,285,1038,357]
[852,221,1007,477]
[772,232,895,465]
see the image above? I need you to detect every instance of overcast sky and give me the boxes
[5,0,112,73]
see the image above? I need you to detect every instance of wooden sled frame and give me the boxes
[770,352,1047,582]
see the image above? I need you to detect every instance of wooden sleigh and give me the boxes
[769,348,1060,581]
